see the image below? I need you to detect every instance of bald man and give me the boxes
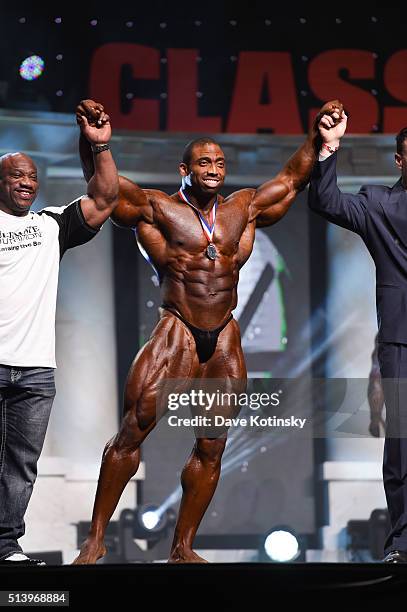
[0,104,118,565]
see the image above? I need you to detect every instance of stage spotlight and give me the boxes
[19,55,44,81]
[140,507,161,531]
[118,505,177,561]
[262,527,300,562]
[134,503,169,538]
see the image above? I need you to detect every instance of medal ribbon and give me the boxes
[178,187,218,243]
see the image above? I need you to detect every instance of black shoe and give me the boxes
[0,553,46,566]
[383,550,407,563]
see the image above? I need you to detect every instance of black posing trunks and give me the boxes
[162,305,233,363]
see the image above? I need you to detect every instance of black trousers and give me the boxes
[378,342,407,554]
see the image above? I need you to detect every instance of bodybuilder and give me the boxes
[74,98,342,563]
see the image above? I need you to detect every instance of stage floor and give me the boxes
[1,563,407,608]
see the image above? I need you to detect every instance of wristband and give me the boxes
[322,142,339,154]
[91,143,110,154]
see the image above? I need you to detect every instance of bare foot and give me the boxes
[168,548,209,563]
[72,538,107,565]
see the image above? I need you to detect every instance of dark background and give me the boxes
[0,2,405,132]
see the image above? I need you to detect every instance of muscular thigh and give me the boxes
[201,319,247,380]
[199,319,247,422]
[123,311,200,431]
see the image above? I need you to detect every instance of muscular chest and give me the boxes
[158,199,250,255]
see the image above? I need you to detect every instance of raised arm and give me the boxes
[76,99,153,228]
[75,103,119,229]
[308,108,368,235]
[249,100,343,227]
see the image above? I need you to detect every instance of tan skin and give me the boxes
[73,99,343,564]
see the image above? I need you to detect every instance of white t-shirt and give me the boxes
[0,199,98,368]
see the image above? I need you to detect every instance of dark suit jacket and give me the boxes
[308,151,407,344]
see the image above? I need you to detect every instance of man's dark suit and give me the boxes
[309,151,407,554]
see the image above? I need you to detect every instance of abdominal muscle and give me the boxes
[160,254,239,330]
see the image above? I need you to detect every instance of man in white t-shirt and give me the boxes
[0,103,119,565]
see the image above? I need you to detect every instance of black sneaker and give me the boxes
[0,553,46,565]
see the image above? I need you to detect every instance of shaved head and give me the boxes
[0,152,39,216]
[182,138,222,167]
[0,152,36,176]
